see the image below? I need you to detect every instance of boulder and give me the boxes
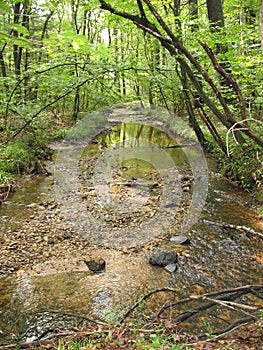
[149,250,178,267]
[84,257,106,272]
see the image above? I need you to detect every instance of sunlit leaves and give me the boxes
[12,37,30,48]
[0,0,11,12]
[7,23,30,36]
[0,32,8,40]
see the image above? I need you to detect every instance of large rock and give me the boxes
[149,250,178,267]
[84,257,106,272]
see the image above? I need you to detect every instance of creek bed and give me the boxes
[0,115,262,345]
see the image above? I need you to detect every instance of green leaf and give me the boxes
[8,24,29,36]
[0,32,8,40]
[0,1,11,12]
[12,37,30,48]
[72,40,79,51]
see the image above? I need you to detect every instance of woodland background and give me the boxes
[0,0,263,201]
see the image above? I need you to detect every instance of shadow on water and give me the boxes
[0,121,262,344]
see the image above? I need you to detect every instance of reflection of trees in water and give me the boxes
[97,123,178,149]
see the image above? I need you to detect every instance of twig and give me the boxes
[182,317,254,347]
[155,285,263,321]
[251,288,263,300]
[226,118,263,157]
[120,287,179,323]
[203,297,260,322]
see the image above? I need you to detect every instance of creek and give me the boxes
[0,110,262,345]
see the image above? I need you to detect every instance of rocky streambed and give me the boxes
[0,172,193,278]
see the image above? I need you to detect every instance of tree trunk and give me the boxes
[13,2,22,76]
[38,10,54,62]
[206,0,227,56]
[180,65,207,149]
[0,50,7,78]
[189,0,198,32]
[206,0,225,31]
[260,0,263,53]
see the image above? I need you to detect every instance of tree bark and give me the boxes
[206,0,225,31]
[179,65,207,148]
[13,2,22,76]
[260,0,263,53]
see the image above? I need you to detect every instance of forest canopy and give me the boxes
[0,0,262,198]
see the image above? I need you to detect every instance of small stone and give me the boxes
[170,235,190,245]
[122,247,129,254]
[84,257,106,272]
[164,263,178,273]
[149,250,178,267]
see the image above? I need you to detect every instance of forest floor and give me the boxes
[3,320,263,349]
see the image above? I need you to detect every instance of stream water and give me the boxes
[0,114,263,345]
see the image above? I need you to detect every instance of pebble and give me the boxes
[164,263,178,273]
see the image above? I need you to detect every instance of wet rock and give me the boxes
[170,235,190,245]
[84,257,106,272]
[149,250,178,267]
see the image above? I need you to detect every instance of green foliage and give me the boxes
[0,170,12,187]
[0,141,31,174]
[0,0,262,198]
[0,1,11,13]
[220,142,263,194]
[0,115,57,185]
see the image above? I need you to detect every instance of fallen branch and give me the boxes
[203,219,263,239]
[155,285,263,324]
[203,297,260,322]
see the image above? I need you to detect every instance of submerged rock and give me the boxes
[84,257,106,272]
[149,250,178,267]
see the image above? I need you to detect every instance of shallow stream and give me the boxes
[0,114,262,345]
